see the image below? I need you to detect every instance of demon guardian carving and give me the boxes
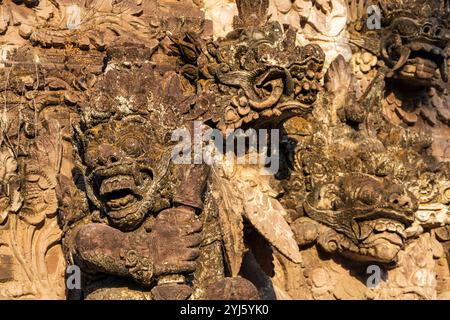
[0,0,448,300]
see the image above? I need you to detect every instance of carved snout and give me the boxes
[384,188,418,224]
[388,192,416,212]
[95,144,124,167]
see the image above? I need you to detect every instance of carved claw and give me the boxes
[391,46,411,73]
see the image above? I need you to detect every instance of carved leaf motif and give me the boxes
[3,213,65,299]
[212,154,302,275]
[325,54,352,94]
[236,0,269,19]
[211,169,245,277]
[321,54,356,124]
[239,170,302,264]
[1,0,152,49]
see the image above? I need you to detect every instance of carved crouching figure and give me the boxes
[273,55,450,299]
[298,173,417,264]
[64,115,259,299]
[63,115,201,299]
[347,0,450,161]
[58,50,258,299]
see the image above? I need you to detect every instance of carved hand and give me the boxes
[149,206,203,277]
[72,207,202,286]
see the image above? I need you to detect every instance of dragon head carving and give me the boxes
[378,0,450,85]
[172,0,325,132]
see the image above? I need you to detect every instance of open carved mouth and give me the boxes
[89,161,155,223]
[102,188,138,211]
[99,175,142,215]
[392,42,448,83]
[349,218,407,263]
[360,218,406,246]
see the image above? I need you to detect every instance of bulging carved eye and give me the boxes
[356,185,379,205]
[120,136,144,157]
[441,183,450,204]
[421,23,433,36]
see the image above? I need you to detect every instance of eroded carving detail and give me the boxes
[0,0,448,300]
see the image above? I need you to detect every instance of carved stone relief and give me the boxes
[0,0,448,300]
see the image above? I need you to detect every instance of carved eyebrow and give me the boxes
[119,115,148,125]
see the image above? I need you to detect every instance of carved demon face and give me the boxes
[174,22,325,132]
[304,174,418,263]
[82,116,163,231]
[380,0,450,85]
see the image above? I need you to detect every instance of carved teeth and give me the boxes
[359,222,374,240]
[119,195,129,206]
[409,42,422,51]
[396,226,406,239]
[375,222,387,232]
[107,194,136,210]
[373,219,405,238]
[404,43,447,81]
[351,220,361,238]
[387,223,396,232]
[432,48,442,55]
[100,176,135,196]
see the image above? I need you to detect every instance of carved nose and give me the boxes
[98,144,121,166]
[389,193,414,212]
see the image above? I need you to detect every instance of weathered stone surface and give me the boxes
[0,0,448,300]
